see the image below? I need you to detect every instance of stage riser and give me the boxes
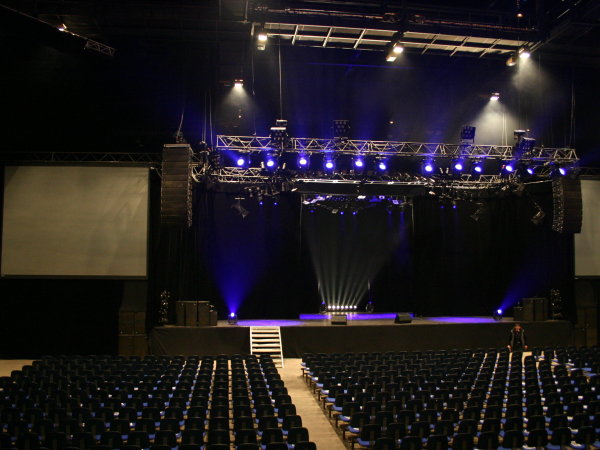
[149,321,574,357]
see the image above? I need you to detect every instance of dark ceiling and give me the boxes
[1,0,599,161]
[1,0,600,80]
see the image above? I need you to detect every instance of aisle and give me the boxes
[279,358,347,450]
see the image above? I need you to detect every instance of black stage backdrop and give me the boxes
[175,181,576,322]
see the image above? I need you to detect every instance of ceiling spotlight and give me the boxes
[59,24,67,32]
[258,30,268,41]
[460,125,476,141]
[503,161,515,173]
[421,160,435,175]
[236,155,247,167]
[297,153,310,169]
[506,52,518,67]
[518,45,531,59]
[469,161,483,176]
[324,156,335,171]
[491,93,500,101]
[386,41,403,61]
[452,160,464,172]
[532,209,545,225]
[377,159,388,171]
[234,79,243,87]
[264,153,278,170]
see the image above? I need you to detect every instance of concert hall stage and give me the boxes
[149,315,575,357]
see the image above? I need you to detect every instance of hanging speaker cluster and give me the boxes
[161,144,193,227]
[552,178,582,233]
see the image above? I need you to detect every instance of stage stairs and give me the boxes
[250,326,284,368]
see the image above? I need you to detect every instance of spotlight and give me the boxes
[257,28,267,50]
[469,161,483,176]
[334,120,350,141]
[516,137,536,153]
[453,161,464,171]
[490,93,500,101]
[324,156,335,171]
[471,203,485,221]
[460,125,476,141]
[377,159,388,171]
[353,156,365,169]
[386,41,404,61]
[231,199,249,218]
[493,309,503,321]
[236,155,247,167]
[234,79,243,87]
[421,160,435,175]
[518,45,531,59]
[501,161,515,176]
[506,52,518,67]
[264,153,278,170]
[531,205,545,225]
[297,153,310,169]
[228,312,238,325]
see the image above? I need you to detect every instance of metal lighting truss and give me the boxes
[216,135,577,162]
[0,152,162,165]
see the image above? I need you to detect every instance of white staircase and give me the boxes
[250,326,284,368]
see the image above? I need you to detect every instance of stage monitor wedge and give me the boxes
[394,313,412,324]
[331,315,347,325]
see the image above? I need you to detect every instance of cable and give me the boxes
[279,36,283,120]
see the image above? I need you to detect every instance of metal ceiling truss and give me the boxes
[0,151,162,165]
[216,135,578,162]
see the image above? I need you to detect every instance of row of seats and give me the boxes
[301,347,600,450]
[1,354,317,450]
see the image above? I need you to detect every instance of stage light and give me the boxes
[491,93,500,101]
[236,155,247,167]
[460,125,476,141]
[234,79,243,87]
[527,166,535,175]
[518,45,531,59]
[453,161,464,171]
[470,161,483,176]
[377,159,388,171]
[353,157,364,169]
[471,203,485,221]
[531,205,545,225]
[334,119,350,141]
[501,161,515,175]
[324,156,335,171]
[264,153,278,170]
[297,153,310,169]
[493,309,503,321]
[559,166,567,176]
[421,160,435,175]
[506,52,518,66]
[516,137,536,153]
[228,312,238,325]
[258,31,268,41]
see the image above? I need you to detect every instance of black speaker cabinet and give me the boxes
[197,301,210,326]
[176,301,186,326]
[184,301,198,326]
[513,307,524,322]
[552,178,582,234]
[161,144,192,226]
[331,315,347,325]
[394,313,412,324]
[209,310,218,326]
[534,298,548,321]
[522,299,535,322]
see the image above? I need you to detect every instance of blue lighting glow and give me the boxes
[454,162,463,171]
[505,163,514,172]
[237,157,245,166]
[424,163,433,173]
[474,165,483,173]
[559,167,567,176]
[379,161,387,171]
[325,161,334,169]
[355,159,364,168]
[527,167,535,175]
[497,309,503,315]
[266,159,275,167]
[230,312,236,318]
[298,156,308,166]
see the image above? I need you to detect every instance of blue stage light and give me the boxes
[237,157,245,166]
[454,162,463,171]
[354,158,364,168]
[298,154,309,168]
[378,161,387,171]
[559,167,567,176]
[266,159,275,167]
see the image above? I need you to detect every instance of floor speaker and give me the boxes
[513,307,524,322]
[394,313,412,324]
[198,301,210,326]
[522,299,535,322]
[331,315,347,325]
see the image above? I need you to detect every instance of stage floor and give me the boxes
[150,316,573,358]
[214,315,512,327]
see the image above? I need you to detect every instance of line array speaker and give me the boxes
[552,178,582,233]
[161,144,192,226]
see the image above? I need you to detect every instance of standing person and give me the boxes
[508,323,527,352]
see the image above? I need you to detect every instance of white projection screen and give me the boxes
[2,166,149,277]
[575,179,600,277]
